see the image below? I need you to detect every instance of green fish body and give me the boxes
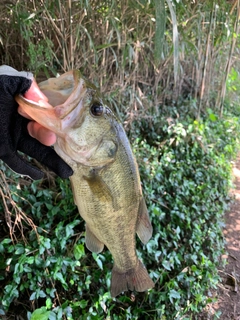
[16,70,154,297]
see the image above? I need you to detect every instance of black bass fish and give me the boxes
[16,70,154,297]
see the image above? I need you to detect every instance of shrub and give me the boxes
[0,107,239,319]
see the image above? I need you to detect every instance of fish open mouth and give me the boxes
[16,70,86,114]
[15,70,118,167]
[38,71,77,107]
[15,70,87,132]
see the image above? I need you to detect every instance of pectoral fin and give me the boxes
[83,169,119,210]
[85,225,104,253]
[136,198,153,245]
[83,170,113,202]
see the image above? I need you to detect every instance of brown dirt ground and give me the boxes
[203,155,240,319]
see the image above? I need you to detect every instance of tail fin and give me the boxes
[110,260,154,298]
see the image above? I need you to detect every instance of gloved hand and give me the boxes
[0,65,73,179]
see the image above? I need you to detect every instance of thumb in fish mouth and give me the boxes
[18,79,57,146]
[24,78,49,101]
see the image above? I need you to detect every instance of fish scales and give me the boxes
[16,70,154,297]
[72,134,139,270]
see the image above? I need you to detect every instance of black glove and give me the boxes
[0,65,73,180]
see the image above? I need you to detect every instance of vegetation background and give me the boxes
[0,0,240,319]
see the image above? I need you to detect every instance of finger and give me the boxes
[24,79,48,102]
[27,121,57,146]
[17,79,48,119]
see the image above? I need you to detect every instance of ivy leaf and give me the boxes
[169,289,181,303]
[74,244,85,260]
[31,307,50,320]
[162,260,171,271]
[54,272,68,289]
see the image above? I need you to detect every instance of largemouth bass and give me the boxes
[16,70,154,297]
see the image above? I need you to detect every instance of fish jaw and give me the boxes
[15,70,87,135]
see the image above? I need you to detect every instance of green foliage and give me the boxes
[1,105,239,319]
[130,111,238,318]
[0,0,239,318]
[0,0,238,113]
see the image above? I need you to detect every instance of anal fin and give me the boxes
[136,198,153,245]
[85,225,104,253]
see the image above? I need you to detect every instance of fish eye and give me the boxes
[90,103,104,117]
